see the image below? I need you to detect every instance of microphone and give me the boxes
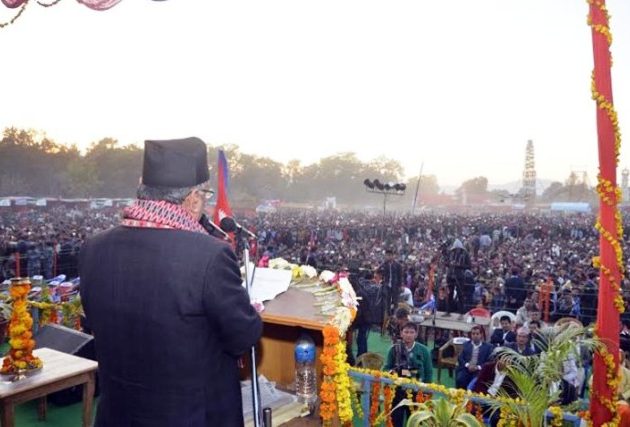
[219,216,257,239]
[199,214,231,241]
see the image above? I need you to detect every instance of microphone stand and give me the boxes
[237,229,266,427]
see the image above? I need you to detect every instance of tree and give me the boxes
[85,138,142,197]
[540,182,563,202]
[233,154,285,200]
[459,176,488,194]
[61,159,101,197]
[455,176,488,203]
[0,128,82,196]
[365,156,404,180]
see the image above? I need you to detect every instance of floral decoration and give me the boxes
[1,278,43,375]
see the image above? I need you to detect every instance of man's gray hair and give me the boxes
[137,182,208,205]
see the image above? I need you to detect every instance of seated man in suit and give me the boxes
[490,315,516,346]
[456,325,493,389]
[506,327,535,356]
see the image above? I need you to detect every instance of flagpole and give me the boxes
[411,162,424,215]
[243,241,265,427]
[587,1,622,425]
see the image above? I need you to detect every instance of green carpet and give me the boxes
[14,399,94,427]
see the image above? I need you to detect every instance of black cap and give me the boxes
[142,137,209,188]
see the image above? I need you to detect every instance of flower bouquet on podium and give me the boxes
[0,278,43,380]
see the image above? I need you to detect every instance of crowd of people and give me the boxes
[0,206,119,281]
[3,201,630,425]
[250,209,630,324]
[3,206,629,324]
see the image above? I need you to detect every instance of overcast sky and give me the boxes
[1,0,629,187]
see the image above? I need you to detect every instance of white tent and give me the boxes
[550,202,592,213]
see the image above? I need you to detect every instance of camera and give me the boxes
[391,340,415,378]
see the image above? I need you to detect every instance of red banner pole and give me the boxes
[587,1,623,425]
[53,243,58,277]
[14,252,20,278]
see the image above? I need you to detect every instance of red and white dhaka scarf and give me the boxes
[121,199,206,235]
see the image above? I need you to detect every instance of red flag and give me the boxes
[213,150,233,224]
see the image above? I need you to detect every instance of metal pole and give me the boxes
[411,162,424,215]
[383,192,388,216]
[243,243,263,427]
[263,408,272,427]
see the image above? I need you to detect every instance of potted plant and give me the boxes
[488,323,598,426]
[404,398,483,427]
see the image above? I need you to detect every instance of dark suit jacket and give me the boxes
[456,341,493,374]
[379,260,403,289]
[80,226,262,427]
[490,329,516,346]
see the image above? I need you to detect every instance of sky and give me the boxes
[1,0,630,188]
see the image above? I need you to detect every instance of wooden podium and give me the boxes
[256,287,328,388]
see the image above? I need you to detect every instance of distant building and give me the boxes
[521,140,536,205]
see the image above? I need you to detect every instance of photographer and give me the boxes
[445,239,471,316]
[378,248,403,313]
[383,322,432,427]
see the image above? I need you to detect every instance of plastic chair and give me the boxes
[555,317,583,328]
[355,352,385,371]
[467,307,491,318]
[354,352,385,394]
[436,338,465,383]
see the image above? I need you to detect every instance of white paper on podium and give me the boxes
[242,266,292,302]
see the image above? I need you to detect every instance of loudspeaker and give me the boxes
[34,324,98,405]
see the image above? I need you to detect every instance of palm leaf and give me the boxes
[406,410,436,427]
[488,324,599,425]
[404,398,483,427]
[453,412,485,427]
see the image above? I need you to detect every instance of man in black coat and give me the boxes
[80,138,262,427]
[378,248,403,313]
[505,267,526,310]
[490,315,516,346]
[445,239,471,315]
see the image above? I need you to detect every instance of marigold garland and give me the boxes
[548,406,564,427]
[406,388,415,412]
[1,278,43,375]
[369,373,381,426]
[374,384,395,427]
[415,390,431,403]
[473,403,484,423]
[320,325,339,425]
[333,341,353,424]
[349,381,363,420]
[497,409,520,427]
[592,326,622,426]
